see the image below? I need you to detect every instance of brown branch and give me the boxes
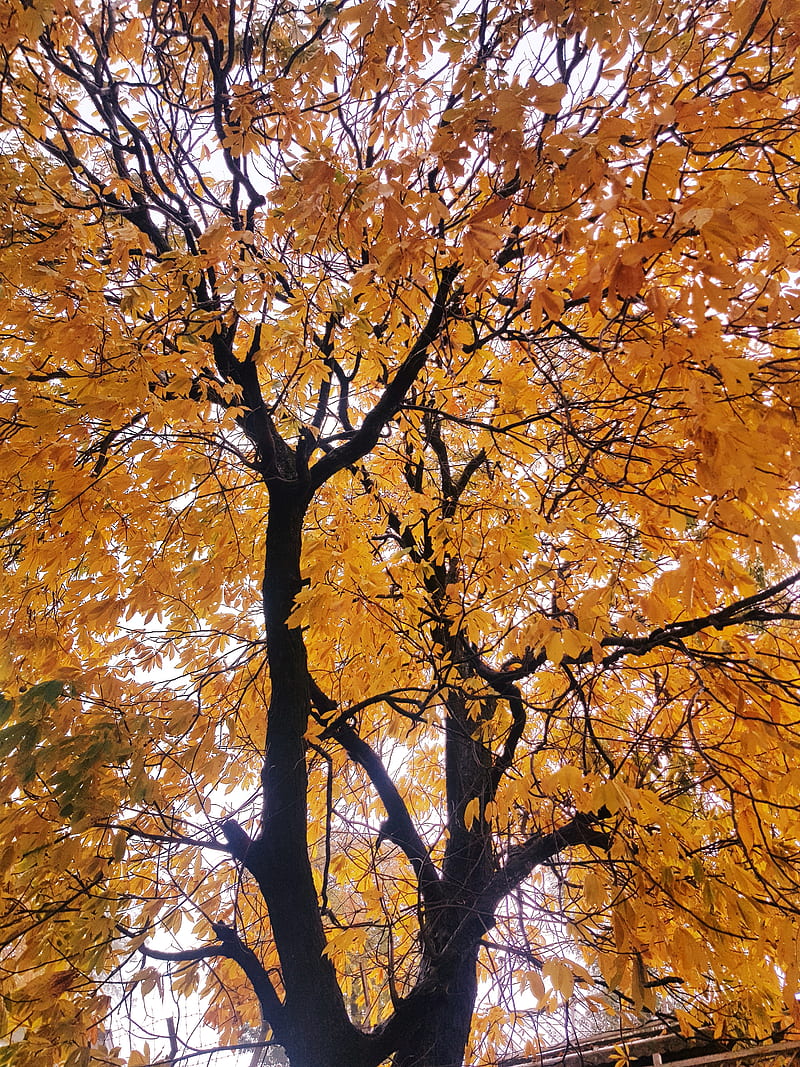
[488,681,526,798]
[309,674,443,904]
[600,570,800,665]
[316,685,429,739]
[108,823,232,854]
[330,721,443,903]
[308,263,460,491]
[486,811,610,906]
[466,571,800,681]
[143,925,286,1036]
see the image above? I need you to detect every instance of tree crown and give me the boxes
[2,0,800,1065]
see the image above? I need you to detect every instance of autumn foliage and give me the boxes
[2,0,800,1065]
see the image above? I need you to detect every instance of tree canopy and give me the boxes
[2,0,800,1065]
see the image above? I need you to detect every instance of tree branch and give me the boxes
[330,721,443,903]
[464,571,800,681]
[486,811,610,906]
[309,672,443,904]
[308,263,460,491]
[600,570,800,665]
[143,926,286,1035]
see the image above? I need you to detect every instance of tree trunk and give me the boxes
[252,479,370,1067]
[392,948,479,1067]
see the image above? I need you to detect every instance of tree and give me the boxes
[2,0,800,1064]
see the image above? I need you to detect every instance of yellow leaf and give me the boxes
[529,80,567,113]
[464,797,481,830]
[543,958,575,999]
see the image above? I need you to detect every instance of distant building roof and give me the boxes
[508,1030,800,1067]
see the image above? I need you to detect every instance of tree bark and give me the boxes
[391,949,480,1067]
[249,479,370,1067]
